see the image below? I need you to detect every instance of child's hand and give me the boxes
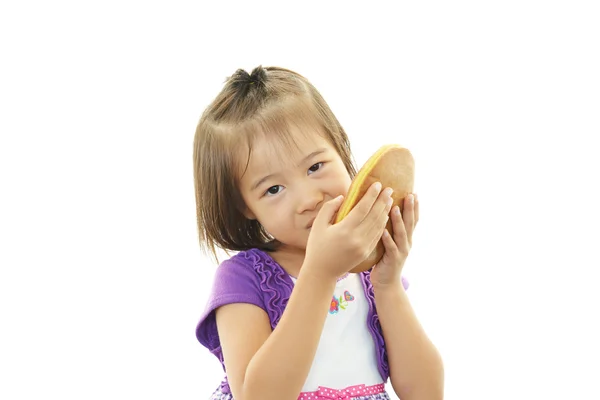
[303,182,394,281]
[370,193,419,289]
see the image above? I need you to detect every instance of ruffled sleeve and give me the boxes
[195,254,265,366]
[195,249,294,367]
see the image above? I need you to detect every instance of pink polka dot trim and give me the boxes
[297,383,385,399]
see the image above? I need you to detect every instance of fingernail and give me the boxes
[374,182,382,191]
[384,188,393,197]
[409,194,414,204]
[394,206,400,215]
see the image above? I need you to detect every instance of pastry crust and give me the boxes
[335,144,415,273]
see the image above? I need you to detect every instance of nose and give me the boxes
[296,186,324,214]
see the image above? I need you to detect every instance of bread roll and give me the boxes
[335,144,415,273]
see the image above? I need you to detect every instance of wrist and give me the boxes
[373,279,406,297]
[298,261,339,286]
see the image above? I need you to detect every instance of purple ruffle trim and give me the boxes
[360,271,389,380]
[244,249,295,329]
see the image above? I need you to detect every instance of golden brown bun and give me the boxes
[334,144,415,273]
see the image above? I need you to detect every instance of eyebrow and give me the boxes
[250,148,328,191]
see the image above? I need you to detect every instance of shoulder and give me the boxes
[195,248,291,350]
[211,248,292,297]
[212,250,264,299]
[201,249,271,315]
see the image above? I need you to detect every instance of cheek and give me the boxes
[341,175,352,192]
[335,166,353,193]
[256,203,290,230]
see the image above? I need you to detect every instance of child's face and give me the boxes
[238,127,352,251]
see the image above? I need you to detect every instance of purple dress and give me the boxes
[196,248,409,399]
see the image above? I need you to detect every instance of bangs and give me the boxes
[229,96,330,182]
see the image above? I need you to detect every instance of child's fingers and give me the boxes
[353,187,393,246]
[363,188,393,241]
[392,205,410,253]
[319,195,344,228]
[401,195,417,246]
[343,182,384,227]
[414,193,420,225]
[381,228,399,262]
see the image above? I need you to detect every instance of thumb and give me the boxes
[315,195,344,229]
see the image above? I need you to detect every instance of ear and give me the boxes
[242,207,257,220]
[235,194,256,220]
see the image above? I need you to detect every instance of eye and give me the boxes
[264,185,283,197]
[262,162,324,198]
[308,162,324,174]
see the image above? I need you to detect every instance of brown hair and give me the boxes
[193,66,357,265]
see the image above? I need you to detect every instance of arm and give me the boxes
[216,267,336,400]
[375,283,444,400]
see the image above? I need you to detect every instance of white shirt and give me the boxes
[289,273,383,391]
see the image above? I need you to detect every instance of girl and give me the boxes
[193,66,443,400]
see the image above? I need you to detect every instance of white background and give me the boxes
[1,1,599,399]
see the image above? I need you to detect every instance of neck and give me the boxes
[268,245,305,278]
[268,246,349,281]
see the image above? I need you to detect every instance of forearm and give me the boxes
[244,267,336,400]
[375,283,444,400]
